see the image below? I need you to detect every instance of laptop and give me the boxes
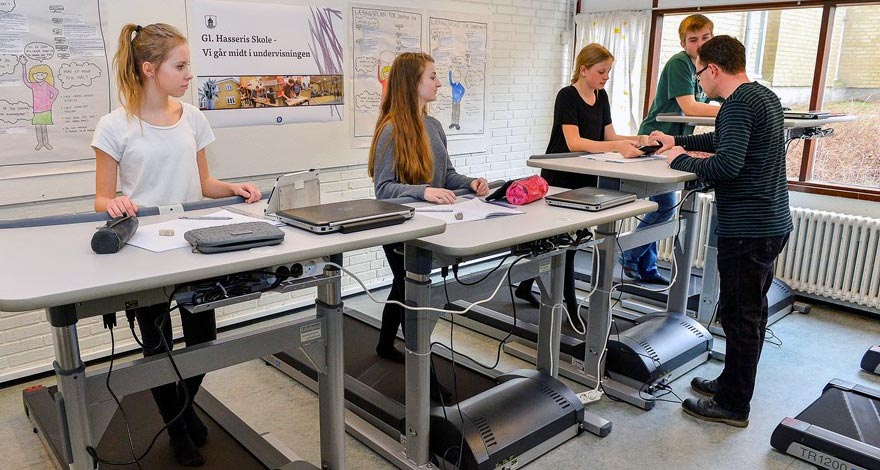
[276,199,414,233]
[544,187,636,212]
[783,110,843,120]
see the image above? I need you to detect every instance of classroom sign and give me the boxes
[189,0,344,128]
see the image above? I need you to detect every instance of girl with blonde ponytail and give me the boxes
[91,23,262,467]
[367,52,488,367]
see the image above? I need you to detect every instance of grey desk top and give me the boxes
[527,156,697,184]
[408,190,657,257]
[0,204,446,312]
[656,112,856,128]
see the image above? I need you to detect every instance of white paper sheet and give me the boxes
[584,153,665,163]
[412,197,523,224]
[127,209,270,253]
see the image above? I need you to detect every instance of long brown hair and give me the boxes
[570,43,614,85]
[367,52,433,184]
[114,23,186,118]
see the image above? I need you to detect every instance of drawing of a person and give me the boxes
[448,68,465,130]
[20,56,59,151]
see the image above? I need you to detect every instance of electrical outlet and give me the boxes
[577,389,603,405]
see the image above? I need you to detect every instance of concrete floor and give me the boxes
[2,289,879,470]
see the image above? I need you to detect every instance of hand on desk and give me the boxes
[471,178,489,197]
[614,140,643,158]
[664,146,688,164]
[106,195,138,218]
[649,131,675,154]
[425,187,457,204]
[232,182,262,203]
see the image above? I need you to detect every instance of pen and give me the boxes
[179,216,233,220]
[415,208,454,212]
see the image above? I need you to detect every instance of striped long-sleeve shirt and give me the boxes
[670,82,793,238]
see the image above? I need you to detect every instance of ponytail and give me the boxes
[113,23,186,118]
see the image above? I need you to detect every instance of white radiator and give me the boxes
[617,194,880,309]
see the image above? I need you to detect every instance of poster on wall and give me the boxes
[350,5,422,145]
[0,0,109,180]
[189,0,343,128]
[427,13,487,137]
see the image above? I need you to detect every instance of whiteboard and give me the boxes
[0,0,489,207]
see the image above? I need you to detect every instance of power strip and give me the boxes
[577,389,603,405]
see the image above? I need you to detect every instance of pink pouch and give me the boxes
[505,175,549,205]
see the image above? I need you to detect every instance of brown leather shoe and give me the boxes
[682,398,749,428]
[690,377,720,397]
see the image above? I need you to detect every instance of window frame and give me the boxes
[645,0,880,200]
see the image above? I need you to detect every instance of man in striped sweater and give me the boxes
[651,35,793,428]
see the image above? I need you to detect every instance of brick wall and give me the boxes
[0,0,572,383]
[837,6,880,88]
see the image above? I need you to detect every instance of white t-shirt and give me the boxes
[91,102,215,207]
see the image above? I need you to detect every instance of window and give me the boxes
[809,5,880,190]
[226,96,236,105]
[225,83,233,91]
[649,3,880,198]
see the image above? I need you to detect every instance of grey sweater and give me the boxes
[373,115,475,200]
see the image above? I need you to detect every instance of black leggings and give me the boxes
[132,304,217,434]
[377,243,406,350]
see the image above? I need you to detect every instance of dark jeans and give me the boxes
[621,191,676,277]
[713,234,788,414]
[377,243,406,350]
[133,304,217,434]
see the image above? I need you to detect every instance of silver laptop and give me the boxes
[545,187,636,212]
[276,199,414,233]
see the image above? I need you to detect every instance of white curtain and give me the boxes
[575,10,651,136]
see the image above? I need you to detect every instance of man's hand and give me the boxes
[664,146,687,165]
[650,131,675,154]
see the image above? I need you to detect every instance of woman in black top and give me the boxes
[517,43,648,312]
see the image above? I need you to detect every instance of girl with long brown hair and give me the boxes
[368,52,488,365]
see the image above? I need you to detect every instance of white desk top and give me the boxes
[656,113,856,128]
[408,190,657,257]
[0,204,446,312]
[527,155,697,184]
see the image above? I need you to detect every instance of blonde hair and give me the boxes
[570,43,614,85]
[679,14,714,43]
[114,23,187,118]
[368,52,434,184]
[27,64,54,86]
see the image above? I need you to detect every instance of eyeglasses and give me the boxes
[694,65,709,82]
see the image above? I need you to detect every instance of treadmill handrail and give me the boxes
[0,194,265,229]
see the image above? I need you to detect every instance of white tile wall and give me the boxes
[0,0,573,384]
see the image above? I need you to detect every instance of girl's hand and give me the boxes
[106,196,137,218]
[233,183,262,203]
[615,140,643,158]
[471,178,489,197]
[424,187,457,204]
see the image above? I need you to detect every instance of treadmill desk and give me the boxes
[393,190,657,467]
[656,112,852,332]
[0,203,445,470]
[527,157,705,407]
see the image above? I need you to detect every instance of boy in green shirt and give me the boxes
[621,14,720,283]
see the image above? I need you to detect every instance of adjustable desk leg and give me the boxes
[584,222,617,382]
[535,251,565,377]
[316,255,345,470]
[697,201,721,326]
[47,304,95,470]
[403,244,435,467]
[667,192,699,314]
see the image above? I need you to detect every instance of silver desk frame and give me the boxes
[0,200,445,470]
[524,157,704,409]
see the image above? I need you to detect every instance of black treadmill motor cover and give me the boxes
[429,369,583,470]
